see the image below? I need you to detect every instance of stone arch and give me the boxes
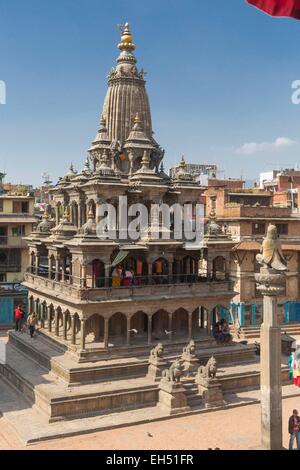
[85,314,105,343]
[130,311,148,343]
[152,309,169,340]
[192,306,208,337]
[70,200,78,227]
[212,256,226,281]
[172,308,189,338]
[109,312,127,345]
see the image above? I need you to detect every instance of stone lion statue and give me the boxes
[162,360,184,383]
[183,340,196,358]
[150,343,164,360]
[197,356,217,380]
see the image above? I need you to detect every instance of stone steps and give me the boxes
[238,323,300,340]
[8,330,256,386]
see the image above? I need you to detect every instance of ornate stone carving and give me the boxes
[161,359,184,383]
[147,343,167,381]
[197,356,218,383]
[150,343,164,360]
[256,224,287,272]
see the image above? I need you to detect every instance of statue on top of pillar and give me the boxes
[256,224,287,272]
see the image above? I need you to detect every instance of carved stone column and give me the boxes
[207,310,212,337]
[104,318,109,349]
[126,316,131,346]
[71,315,76,345]
[148,316,152,344]
[188,312,193,340]
[255,267,286,450]
[80,319,86,350]
[168,313,173,341]
[47,306,52,333]
[55,256,60,282]
[54,309,59,337]
[63,312,68,341]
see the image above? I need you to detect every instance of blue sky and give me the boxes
[0,0,300,186]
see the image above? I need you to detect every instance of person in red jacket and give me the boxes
[14,305,22,332]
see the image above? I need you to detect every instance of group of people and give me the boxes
[111,265,135,287]
[212,319,232,343]
[14,304,37,339]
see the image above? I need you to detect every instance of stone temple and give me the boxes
[1,24,271,433]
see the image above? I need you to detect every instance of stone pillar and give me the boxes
[48,306,52,333]
[127,316,131,346]
[55,256,60,282]
[54,309,59,337]
[148,316,152,344]
[207,310,212,337]
[63,312,68,340]
[61,257,66,283]
[48,256,52,279]
[105,264,110,287]
[80,319,86,350]
[71,315,76,345]
[104,318,109,349]
[188,312,193,340]
[81,265,87,288]
[55,206,60,226]
[255,267,286,450]
[35,255,40,275]
[168,313,173,341]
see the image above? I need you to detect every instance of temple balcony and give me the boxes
[24,271,232,303]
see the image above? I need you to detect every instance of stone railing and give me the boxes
[24,272,232,303]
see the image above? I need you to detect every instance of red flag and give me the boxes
[247,0,300,19]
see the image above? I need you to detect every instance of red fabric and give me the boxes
[14,307,22,320]
[247,0,300,19]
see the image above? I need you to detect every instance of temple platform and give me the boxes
[0,328,290,429]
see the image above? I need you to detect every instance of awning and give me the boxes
[233,242,261,251]
[110,250,129,268]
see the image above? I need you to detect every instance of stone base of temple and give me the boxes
[0,329,289,427]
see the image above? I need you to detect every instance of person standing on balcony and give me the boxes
[27,312,37,338]
[112,265,122,287]
[14,304,22,332]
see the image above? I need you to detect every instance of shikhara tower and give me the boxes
[8,22,250,426]
[89,23,164,178]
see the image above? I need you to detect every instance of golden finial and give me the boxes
[118,22,135,52]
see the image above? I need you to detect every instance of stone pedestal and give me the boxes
[157,379,190,415]
[196,377,225,409]
[147,358,168,381]
[181,354,199,377]
[255,267,285,451]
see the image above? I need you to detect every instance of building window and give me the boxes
[252,223,266,235]
[275,224,288,236]
[11,225,25,237]
[0,200,3,212]
[12,201,29,213]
